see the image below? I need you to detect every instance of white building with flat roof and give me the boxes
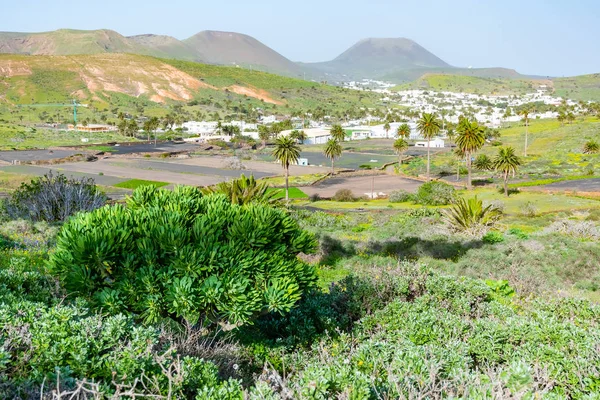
[280,128,332,145]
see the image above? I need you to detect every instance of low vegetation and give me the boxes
[113,179,169,189]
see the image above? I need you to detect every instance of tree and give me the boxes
[117,119,128,136]
[396,123,411,139]
[330,124,345,142]
[126,120,138,137]
[324,139,342,175]
[393,138,408,164]
[455,118,485,190]
[258,125,270,148]
[383,122,391,138]
[148,117,160,145]
[143,120,152,141]
[518,108,530,156]
[493,146,521,197]
[298,131,308,144]
[473,154,493,171]
[272,136,300,201]
[417,113,441,181]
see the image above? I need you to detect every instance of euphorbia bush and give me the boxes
[48,185,317,327]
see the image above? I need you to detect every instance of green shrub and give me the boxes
[521,201,538,217]
[332,189,356,202]
[415,181,457,206]
[201,174,278,205]
[444,196,502,236]
[0,299,240,398]
[3,172,106,223]
[265,267,600,398]
[388,190,414,203]
[508,227,529,239]
[48,186,317,328]
[482,231,505,244]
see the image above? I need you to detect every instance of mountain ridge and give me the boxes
[0,28,578,83]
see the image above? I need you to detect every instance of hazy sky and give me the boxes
[4,0,599,76]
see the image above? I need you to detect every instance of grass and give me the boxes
[113,179,169,190]
[294,186,600,216]
[86,145,115,152]
[397,117,600,181]
[268,187,307,199]
[393,73,539,96]
[260,173,326,187]
[553,73,600,102]
[0,171,33,192]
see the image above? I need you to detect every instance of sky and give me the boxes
[3,0,599,77]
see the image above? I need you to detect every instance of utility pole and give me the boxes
[371,175,375,200]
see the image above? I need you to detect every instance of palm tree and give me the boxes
[518,108,530,156]
[258,125,270,148]
[324,139,342,175]
[330,124,345,142]
[272,136,300,201]
[396,123,411,139]
[393,138,408,164]
[296,130,308,144]
[383,122,391,138]
[493,146,521,197]
[417,113,441,181]
[473,154,493,171]
[455,118,485,190]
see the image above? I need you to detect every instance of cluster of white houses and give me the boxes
[179,120,446,148]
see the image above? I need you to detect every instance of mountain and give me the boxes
[183,31,305,77]
[0,29,308,78]
[0,53,379,109]
[308,38,451,79]
[127,34,201,61]
[0,29,147,56]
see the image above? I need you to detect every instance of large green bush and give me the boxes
[48,185,317,328]
[415,181,457,205]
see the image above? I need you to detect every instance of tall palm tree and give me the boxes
[455,118,485,190]
[324,139,342,175]
[417,113,441,181]
[272,136,300,201]
[493,146,521,197]
[393,138,408,164]
[396,123,411,139]
[330,124,346,142]
[383,122,391,138]
[518,108,530,156]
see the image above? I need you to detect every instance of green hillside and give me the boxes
[393,73,546,95]
[381,66,525,84]
[0,29,148,56]
[0,53,382,142]
[553,73,600,102]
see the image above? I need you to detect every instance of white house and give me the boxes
[415,138,445,148]
[179,121,218,136]
[280,128,332,145]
